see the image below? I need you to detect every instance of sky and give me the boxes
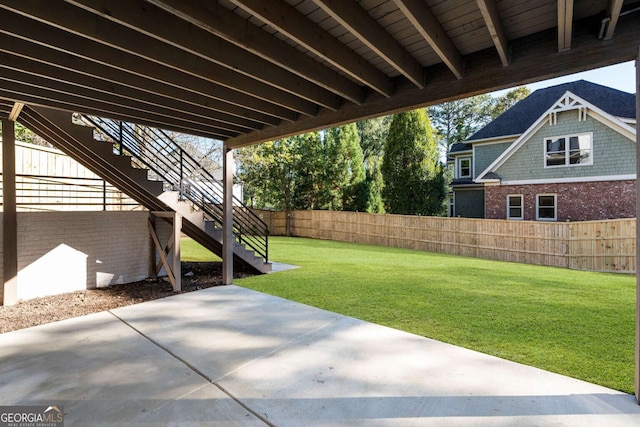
[491,60,636,97]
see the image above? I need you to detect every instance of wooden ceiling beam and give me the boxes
[312,0,425,89]
[0,0,317,117]
[148,0,364,105]
[229,0,392,98]
[394,0,464,79]
[0,69,241,138]
[476,0,509,66]
[603,0,624,40]
[225,17,640,147]
[557,0,574,52]
[0,48,263,132]
[0,42,278,130]
[0,57,256,134]
[0,86,233,140]
[0,8,295,124]
[66,0,340,111]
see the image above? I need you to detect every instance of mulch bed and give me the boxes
[0,262,253,334]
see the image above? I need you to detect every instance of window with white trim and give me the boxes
[507,195,523,220]
[536,194,557,221]
[544,133,592,167]
[457,157,471,178]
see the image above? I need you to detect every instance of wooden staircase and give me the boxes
[18,105,270,273]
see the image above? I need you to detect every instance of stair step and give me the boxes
[88,141,117,159]
[23,106,270,274]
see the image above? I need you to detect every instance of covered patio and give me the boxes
[2,284,640,425]
[1,0,640,405]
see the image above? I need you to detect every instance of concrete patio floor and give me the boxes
[1,284,640,426]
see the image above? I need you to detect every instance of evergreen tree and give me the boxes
[356,116,390,213]
[381,110,444,216]
[324,124,367,211]
[290,131,327,210]
[364,165,385,214]
[356,116,391,170]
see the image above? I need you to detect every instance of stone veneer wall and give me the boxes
[485,180,636,221]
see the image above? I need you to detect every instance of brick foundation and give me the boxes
[485,180,636,221]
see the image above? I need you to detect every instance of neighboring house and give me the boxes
[447,80,636,221]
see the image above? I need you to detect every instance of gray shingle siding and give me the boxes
[473,142,511,178]
[494,111,636,181]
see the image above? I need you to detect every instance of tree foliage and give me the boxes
[381,110,445,215]
[489,86,530,119]
[355,116,391,213]
[237,137,300,213]
[364,165,385,214]
[428,94,493,153]
[237,125,368,214]
[428,86,530,152]
[356,115,391,169]
[324,123,367,211]
[0,121,52,147]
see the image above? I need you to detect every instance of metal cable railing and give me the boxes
[77,115,268,263]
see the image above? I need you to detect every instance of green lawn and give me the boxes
[181,237,221,262]
[185,236,636,394]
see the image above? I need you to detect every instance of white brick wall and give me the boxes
[0,211,171,301]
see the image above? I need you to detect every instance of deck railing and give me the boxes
[78,115,268,262]
[0,173,140,211]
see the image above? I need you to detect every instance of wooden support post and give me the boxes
[635,46,640,404]
[222,143,234,285]
[2,119,18,306]
[148,211,182,292]
[149,214,157,280]
[172,213,181,291]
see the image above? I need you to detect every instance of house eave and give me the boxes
[475,90,637,182]
[467,134,521,144]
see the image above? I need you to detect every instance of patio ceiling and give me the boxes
[0,0,638,147]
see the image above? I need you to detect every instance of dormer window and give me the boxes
[457,157,472,178]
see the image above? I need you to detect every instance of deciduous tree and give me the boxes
[490,86,530,119]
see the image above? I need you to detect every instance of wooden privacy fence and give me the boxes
[253,210,636,273]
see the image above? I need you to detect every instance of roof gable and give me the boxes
[467,80,636,142]
[476,90,636,182]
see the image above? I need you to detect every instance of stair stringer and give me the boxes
[159,191,271,273]
[18,106,269,273]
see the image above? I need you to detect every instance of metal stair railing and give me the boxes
[77,115,268,263]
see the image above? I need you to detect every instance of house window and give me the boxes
[507,195,523,220]
[536,194,557,221]
[544,133,592,167]
[457,157,471,178]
